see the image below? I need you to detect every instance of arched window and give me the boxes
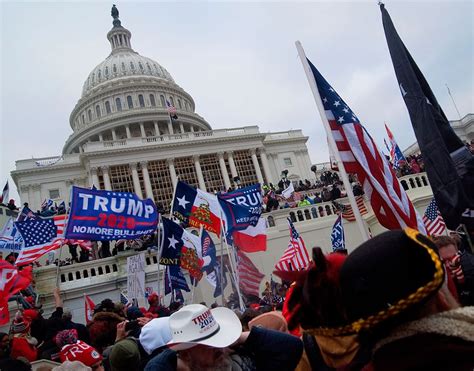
[105,101,111,114]
[127,95,134,109]
[149,94,156,107]
[160,95,165,107]
[116,98,122,111]
[178,99,182,109]
[121,62,126,71]
[105,67,109,77]
[185,102,189,111]
[139,62,144,71]
[91,73,95,83]
[147,63,152,73]
[138,94,145,108]
[87,109,92,122]
[130,62,135,70]
[97,70,101,79]
[95,105,101,118]
[169,97,175,106]
[81,115,85,125]
[113,64,117,73]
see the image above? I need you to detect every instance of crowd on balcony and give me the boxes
[1,229,474,370]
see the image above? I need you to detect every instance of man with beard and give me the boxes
[144,304,303,371]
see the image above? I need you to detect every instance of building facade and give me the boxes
[12,11,314,211]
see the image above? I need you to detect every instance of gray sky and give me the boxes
[1,1,473,202]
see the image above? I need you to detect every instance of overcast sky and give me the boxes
[1,1,472,201]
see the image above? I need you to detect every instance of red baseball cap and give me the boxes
[60,340,102,367]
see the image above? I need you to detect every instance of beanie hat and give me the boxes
[306,228,444,337]
[60,340,102,367]
[12,315,30,334]
[55,329,79,348]
[126,306,143,320]
[248,311,288,333]
[22,309,39,322]
[139,317,172,355]
[109,339,140,371]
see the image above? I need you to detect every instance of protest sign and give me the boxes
[127,253,146,305]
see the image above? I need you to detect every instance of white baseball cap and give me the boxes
[167,304,242,351]
[139,317,172,355]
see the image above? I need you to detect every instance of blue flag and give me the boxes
[0,219,23,252]
[65,186,158,241]
[165,265,190,293]
[331,215,345,252]
[17,206,37,222]
[161,217,201,266]
[201,229,217,274]
[174,289,185,303]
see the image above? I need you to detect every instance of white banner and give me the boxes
[127,253,146,302]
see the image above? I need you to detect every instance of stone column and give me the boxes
[90,167,100,189]
[167,159,178,187]
[190,125,195,132]
[140,161,154,201]
[167,121,174,135]
[99,133,104,142]
[20,185,30,207]
[250,149,264,184]
[295,150,306,180]
[194,155,206,191]
[32,184,41,211]
[217,152,231,190]
[111,129,117,141]
[140,122,146,137]
[101,166,112,190]
[179,122,185,133]
[227,151,238,179]
[125,125,131,138]
[259,148,272,184]
[130,163,143,198]
[153,121,160,136]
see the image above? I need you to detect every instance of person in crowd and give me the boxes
[147,292,170,317]
[321,187,332,202]
[313,192,322,203]
[433,235,474,306]
[62,308,90,344]
[87,299,125,353]
[7,199,19,211]
[59,339,104,371]
[10,312,38,362]
[352,181,364,196]
[297,195,311,208]
[0,332,10,360]
[305,230,473,370]
[99,241,111,258]
[144,303,303,371]
[139,317,172,362]
[330,183,341,200]
[68,243,79,263]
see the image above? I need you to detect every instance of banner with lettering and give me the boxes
[127,253,146,303]
[219,184,262,218]
[65,186,158,241]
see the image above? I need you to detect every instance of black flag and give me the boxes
[380,3,474,229]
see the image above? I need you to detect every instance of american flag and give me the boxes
[306,59,425,232]
[332,196,368,222]
[423,198,446,236]
[41,198,53,211]
[166,100,178,120]
[14,215,66,266]
[275,218,310,272]
[236,250,265,297]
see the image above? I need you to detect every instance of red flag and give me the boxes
[0,261,33,325]
[236,250,265,297]
[84,295,95,324]
[233,218,267,253]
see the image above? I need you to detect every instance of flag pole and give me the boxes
[55,244,63,288]
[219,222,225,306]
[295,41,370,242]
[156,213,163,304]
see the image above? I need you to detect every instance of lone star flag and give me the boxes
[172,181,222,235]
[423,198,446,236]
[160,217,196,266]
[15,215,67,266]
[305,58,425,232]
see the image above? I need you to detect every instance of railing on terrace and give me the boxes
[399,173,430,191]
[82,126,261,152]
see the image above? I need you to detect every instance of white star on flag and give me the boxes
[176,195,190,209]
[168,235,179,249]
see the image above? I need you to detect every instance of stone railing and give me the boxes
[82,126,261,152]
[399,172,430,191]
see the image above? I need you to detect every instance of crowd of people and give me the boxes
[0,227,473,370]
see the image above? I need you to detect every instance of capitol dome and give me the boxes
[64,6,211,155]
[81,51,175,98]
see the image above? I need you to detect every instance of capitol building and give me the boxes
[12,9,313,211]
[6,7,450,322]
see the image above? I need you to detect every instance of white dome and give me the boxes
[81,51,175,97]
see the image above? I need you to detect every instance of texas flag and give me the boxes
[232,217,267,253]
[161,217,201,266]
[172,181,222,235]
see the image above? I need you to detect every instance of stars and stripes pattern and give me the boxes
[1,181,9,204]
[166,100,178,120]
[236,250,265,297]
[332,196,368,222]
[423,198,446,236]
[275,219,310,272]
[14,215,66,266]
[307,59,425,233]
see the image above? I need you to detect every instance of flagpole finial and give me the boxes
[378,1,385,7]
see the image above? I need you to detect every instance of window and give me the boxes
[121,62,126,71]
[160,95,165,107]
[178,99,182,109]
[97,70,101,79]
[130,62,135,70]
[116,98,122,111]
[113,64,117,73]
[149,94,156,107]
[105,67,109,77]
[185,102,189,111]
[95,105,101,118]
[127,95,134,109]
[105,101,111,114]
[139,62,144,71]
[283,157,293,166]
[88,109,92,122]
[49,189,60,199]
[147,63,152,73]
[138,94,145,108]
[81,115,85,125]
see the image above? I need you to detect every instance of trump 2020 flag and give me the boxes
[381,3,474,229]
[172,181,222,235]
[66,186,158,241]
[0,219,23,252]
[232,217,267,253]
[331,215,345,252]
